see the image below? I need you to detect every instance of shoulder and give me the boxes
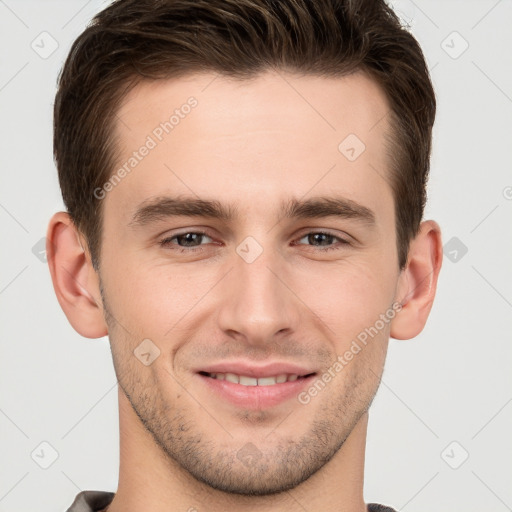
[367,504,397,512]
[66,490,115,512]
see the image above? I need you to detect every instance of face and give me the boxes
[99,70,400,494]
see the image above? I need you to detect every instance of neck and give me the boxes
[107,387,368,512]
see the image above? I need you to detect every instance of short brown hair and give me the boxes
[54,0,435,270]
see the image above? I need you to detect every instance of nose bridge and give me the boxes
[217,243,298,343]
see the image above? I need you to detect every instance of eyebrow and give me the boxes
[129,195,376,228]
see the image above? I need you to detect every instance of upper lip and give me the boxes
[197,361,316,378]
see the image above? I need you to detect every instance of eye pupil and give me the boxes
[310,233,333,246]
[178,233,202,246]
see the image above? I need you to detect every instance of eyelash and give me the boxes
[159,230,351,253]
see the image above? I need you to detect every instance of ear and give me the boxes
[390,220,443,340]
[46,212,108,338]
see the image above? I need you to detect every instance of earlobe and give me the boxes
[46,212,108,339]
[390,220,443,340]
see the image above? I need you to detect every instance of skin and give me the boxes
[47,70,442,512]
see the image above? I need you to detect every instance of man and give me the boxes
[47,0,442,510]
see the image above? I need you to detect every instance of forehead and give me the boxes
[108,70,393,223]
[117,70,390,139]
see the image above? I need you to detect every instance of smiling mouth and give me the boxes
[198,371,316,386]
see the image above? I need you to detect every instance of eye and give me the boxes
[294,231,351,251]
[160,231,213,252]
[158,230,351,255]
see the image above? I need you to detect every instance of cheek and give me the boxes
[293,256,398,340]
[102,254,215,339]
[101,230,398,346]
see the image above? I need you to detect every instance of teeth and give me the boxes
[208,372,302,386]
[239,376,258,386]
[225,373,239,384]
[257,377,277,386]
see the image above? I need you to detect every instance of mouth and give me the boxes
[196,364,317,409]
[199,371,315,386]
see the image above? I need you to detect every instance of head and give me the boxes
[48,0,442,497]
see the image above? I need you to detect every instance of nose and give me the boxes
[216,245,300,347]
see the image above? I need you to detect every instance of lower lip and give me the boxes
[197,374,316,409]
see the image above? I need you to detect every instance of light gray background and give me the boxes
[1,1,511,511]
